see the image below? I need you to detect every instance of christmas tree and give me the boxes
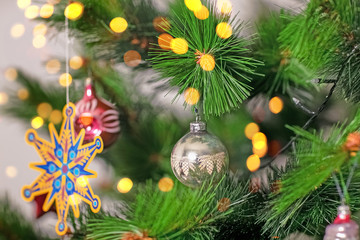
[1,0,360,239]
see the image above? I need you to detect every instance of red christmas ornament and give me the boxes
[34,194,56,218]
[75,79,121,148]
[324,205,359,239]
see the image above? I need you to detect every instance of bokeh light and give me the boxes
[117,178,133,193]
[109,17,128,33]
[194,5,209,20]
[46,59,61,74]
[31,116,44,129]
[76,176,87,187]
[40,4,54,18]
[244,122,260,140]
[33,35,46,48]
[70,56,84,70]
[37,102,53,119]
[252,132,267,150]
[0,92,9,105]
[4,68,18,81]
[11,24,25,38]
[171,38,188,55]
[217,198,231,212]
[33,23,47,36]
[216,22,232,39]
[17,0,31,9]
[253,144,268,158]
[153,16,170,32]
[17,88,29,100]
[269,96,283,114]
[158,177,174,192]
[64,2,84,20]
[158,33,173,50]
[199,54,215,71]
[185,0,202,12]
[6,166,18,178]
[246,154,261,172]
[49,110,62,124]
[69,194,82,205]
[59,73,73,87]
[184,87,200,105]
[218,0,232,14]
[25,5,39,19]
[124,50,141,67]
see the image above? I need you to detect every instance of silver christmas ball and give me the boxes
[171,120,229,188]
[324,205,359,240]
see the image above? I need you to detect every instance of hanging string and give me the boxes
[332,172,345,202]
[65,10,70,106]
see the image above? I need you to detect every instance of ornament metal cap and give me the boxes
[190,121,206,132]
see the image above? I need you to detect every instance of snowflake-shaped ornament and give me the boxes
[21,103,103,236]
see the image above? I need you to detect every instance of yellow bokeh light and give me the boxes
[46,59,61,74]
[31,116,44,129]
[25,5,39,19]
[184,0,202,12]
[59,73,73,87]
[76,176,88,188]
[153,16,170,32]
[109,17,128,33]
[11,24,25,39]
[269,96,284,114]
[124,50,141,67]
[171,38,188,55]
[70,194,82,205]
[194,5,209,20]
[64,2,84,20]
[216,22,232,39]
[117,178,133,193]
[200,54,215,71]
[33,23,47,36]
[17,0,31,9]
[218,0,232,14]
[6,166,18,178]
[252,132,267,150]
[49,110,62,124]
[17,88,29,100]
[184,87,200,105]
[247,154,261,172]
[4,68,18,81]
[158,33,173,50]
[158,177,174,192]
[37,102,53,119]
[40,4,54,18]
[253,144,268,158]
[0,92,9,105]
[244,122,260,140]
[70,56,84,70]
[33,35,46,48]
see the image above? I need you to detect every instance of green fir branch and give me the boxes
[252,11,315,97]
[149,0,263,118]
[260,110,360,237]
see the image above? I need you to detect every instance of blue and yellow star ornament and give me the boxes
[21,103,103,236]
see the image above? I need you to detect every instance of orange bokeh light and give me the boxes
[184,87,200,105]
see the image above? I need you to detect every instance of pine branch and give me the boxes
[251,11,315,97]
[149,0,263,119]
[259,110,360,238]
